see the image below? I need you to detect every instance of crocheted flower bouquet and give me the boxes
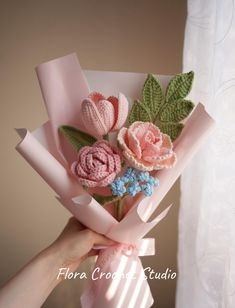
[16,53,215,308]
[59,70,194,221]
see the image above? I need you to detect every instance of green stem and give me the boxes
[116,199,124,222]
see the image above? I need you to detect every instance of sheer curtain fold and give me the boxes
[177,1,235,307]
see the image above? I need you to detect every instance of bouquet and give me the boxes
[16,53,215,308]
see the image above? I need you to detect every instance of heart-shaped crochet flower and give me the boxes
[71,140,122,187]
[117,121,176,171]
[81,92,129,136]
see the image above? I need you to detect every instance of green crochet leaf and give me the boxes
[165,71,194,103]
[159,122,184,141]
[159,99,194,122]
[92,193,121,206]
[128,100,152,124]
[128,72,195,141]
[142,74,164,119]
[59,125,97,151]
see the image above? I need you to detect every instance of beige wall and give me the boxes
[0,1,186,307]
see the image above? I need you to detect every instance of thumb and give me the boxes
[92,232,116,247]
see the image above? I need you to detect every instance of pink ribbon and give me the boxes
[81,239,155,308]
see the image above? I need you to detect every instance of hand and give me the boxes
[49,217,115,275]
[0,217,115,308]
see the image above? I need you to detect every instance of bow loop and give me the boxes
[120,238,155,257]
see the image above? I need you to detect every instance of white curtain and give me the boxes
[177,1,235,307]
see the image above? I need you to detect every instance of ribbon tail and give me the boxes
[81,244,154,308]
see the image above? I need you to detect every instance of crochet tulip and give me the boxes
[81,92,129,136]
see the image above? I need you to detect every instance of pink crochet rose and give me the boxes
[81,92,129,136]
[71,140,121,187]
[117,121,176,171]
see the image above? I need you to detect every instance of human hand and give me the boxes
[48,217,115,275]
[0,217,115,308]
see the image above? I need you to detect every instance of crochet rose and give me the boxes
[71,140,121,187]
[81,92,129,136]
[117,121,176,171]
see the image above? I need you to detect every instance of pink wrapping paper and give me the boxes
[15,53,215,308]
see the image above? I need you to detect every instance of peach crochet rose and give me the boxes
[117,122,176,171]
[71,140,121,187]
[81,92,129,136]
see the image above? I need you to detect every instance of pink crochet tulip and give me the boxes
[117,122,176,171]
[71,140,122,187]
[81,92,129,136]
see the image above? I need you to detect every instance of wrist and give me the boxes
[36,243,64,288]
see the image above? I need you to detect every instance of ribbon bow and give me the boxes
[81,238,156,308]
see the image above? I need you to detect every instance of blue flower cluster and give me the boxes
[111,167,159,197]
